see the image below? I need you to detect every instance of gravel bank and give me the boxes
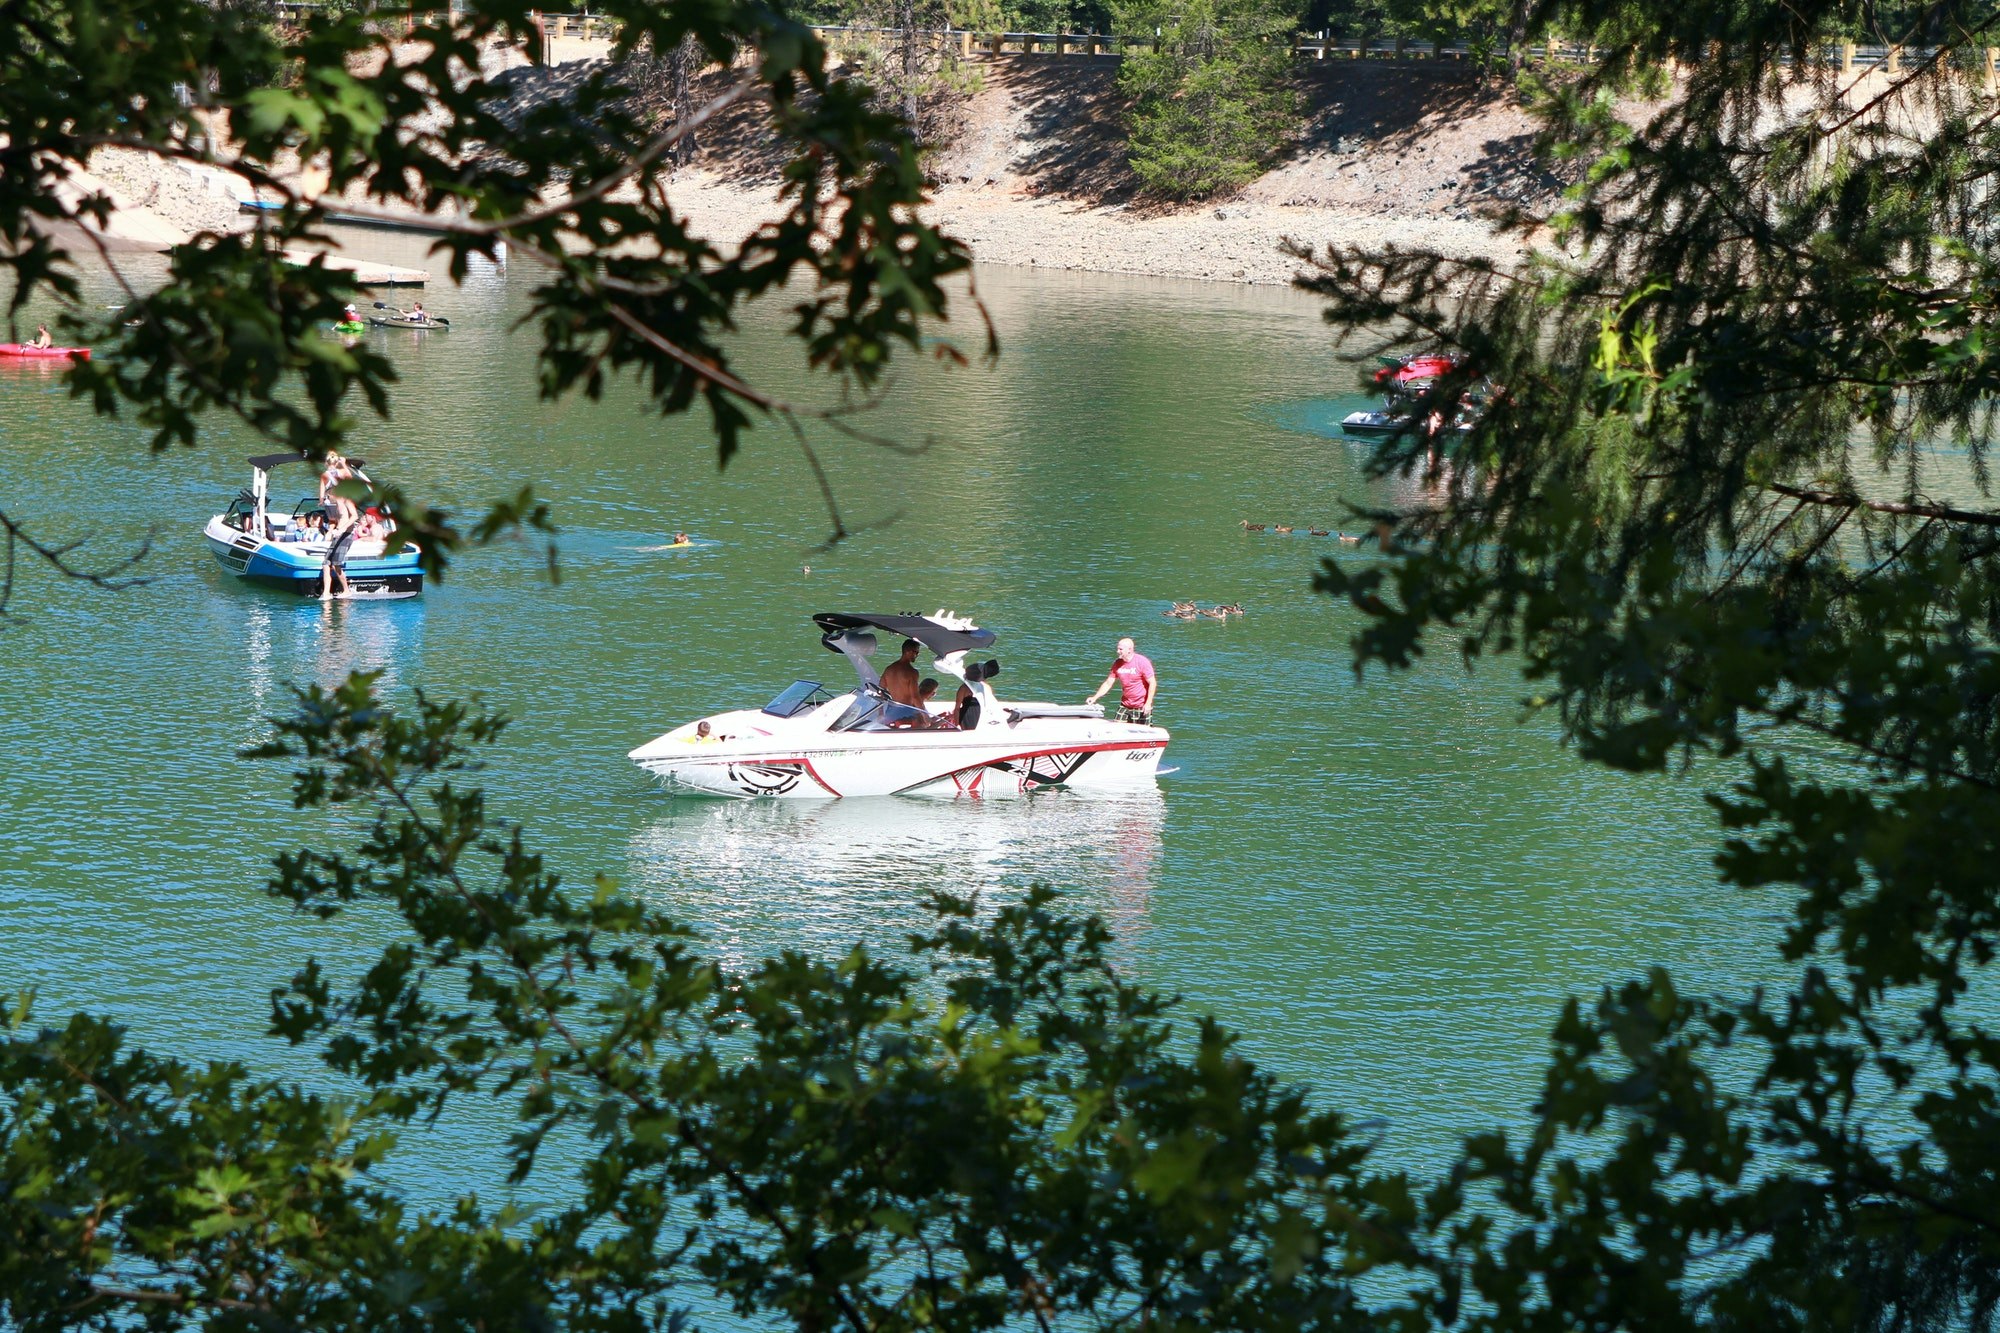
[668,168,1532,286]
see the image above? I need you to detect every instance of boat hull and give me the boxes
[0,343,89,360]
[203,519,423,595]
[1340,411,1406,439]
[634,727,1168,799]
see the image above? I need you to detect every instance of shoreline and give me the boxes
[43,48,1546,290]
[669,168,1537,289]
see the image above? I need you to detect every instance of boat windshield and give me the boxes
[830,686,929,733]
[763,681,833,718]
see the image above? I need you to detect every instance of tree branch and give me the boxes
[1766,483,2000,528]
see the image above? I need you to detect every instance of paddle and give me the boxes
[370,300,450,328]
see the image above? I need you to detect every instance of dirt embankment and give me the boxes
[668,57,1559,285]
[56,51,1561,287]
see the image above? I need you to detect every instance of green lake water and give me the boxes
[0,238,1784,1193]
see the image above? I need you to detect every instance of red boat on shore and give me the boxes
[0,343,90,360]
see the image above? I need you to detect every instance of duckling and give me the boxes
[1199,605,1229,619]
[1240,521,1266,532]
[1335,533,1362,545]
[1308,529,1331,537]
[802,564,813,574]
[1219,602,1244,616]
[1273,525,1294,534]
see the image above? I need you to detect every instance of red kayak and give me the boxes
[0,343,89,360]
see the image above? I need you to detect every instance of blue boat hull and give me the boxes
[205,529,424,595]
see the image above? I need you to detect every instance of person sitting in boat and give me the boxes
[890,678,944,729]
[407,301,428,324]
[673,531,690,545]
[32,324,51,349]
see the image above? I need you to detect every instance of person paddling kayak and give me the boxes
[32,324,51,349]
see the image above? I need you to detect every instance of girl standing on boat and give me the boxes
[318,451,358,526]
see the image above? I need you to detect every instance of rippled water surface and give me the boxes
[1,242,1781,1188]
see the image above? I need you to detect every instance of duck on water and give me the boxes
[204,453,423,597]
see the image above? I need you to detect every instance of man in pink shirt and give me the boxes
[1087,637,1157,725]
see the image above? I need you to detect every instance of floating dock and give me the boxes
[277,247,429,287]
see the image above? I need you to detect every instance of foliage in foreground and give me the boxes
[0,674,1432,1331]
[6,0,2000,1326]
[0,0,978,603]
[1296,0,2000,1327]
[1114,0,1301,199]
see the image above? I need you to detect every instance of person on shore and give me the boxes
[1087,637,1157,725]
[881,638,923,707]
[32,324,51,349]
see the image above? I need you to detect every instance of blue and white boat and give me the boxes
[203,452,424,596]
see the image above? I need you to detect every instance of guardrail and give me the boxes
[263,7,2000,77]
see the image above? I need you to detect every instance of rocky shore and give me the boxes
[51,53,1550,286]
[667,169,1534,287]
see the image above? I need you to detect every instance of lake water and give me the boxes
[0,239,1783,1191]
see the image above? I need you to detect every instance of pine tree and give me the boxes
[1115,0,1302,199]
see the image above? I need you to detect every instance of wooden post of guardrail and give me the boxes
[1839,41,1854,73]
[1986,46,1999,83]
[1886,44,1901,73]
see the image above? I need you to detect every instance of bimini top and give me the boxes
[247,452,366,471]
[814,611,996,657]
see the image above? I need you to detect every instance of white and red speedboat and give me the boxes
[628,611,1170,798]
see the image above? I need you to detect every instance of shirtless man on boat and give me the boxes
[881,638,924,707]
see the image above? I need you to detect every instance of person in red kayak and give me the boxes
[32,325,51,349]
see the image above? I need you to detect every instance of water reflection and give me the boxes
[625,788,1168,967]
[232,591,428,709]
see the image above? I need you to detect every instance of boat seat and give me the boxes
[1006,704,1103,723]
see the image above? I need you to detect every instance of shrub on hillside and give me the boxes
[1115,0,1299,199]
